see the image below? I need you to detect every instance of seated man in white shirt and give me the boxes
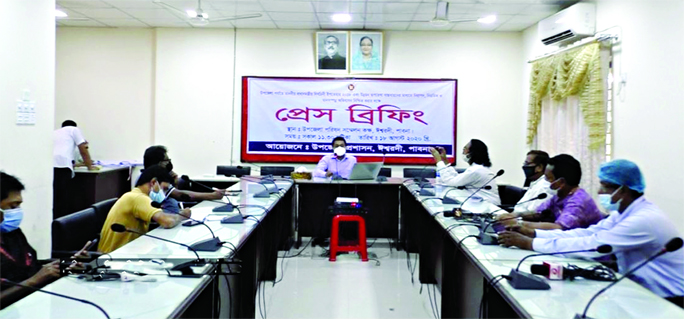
[429,139,500,205]
[512,150,551,214]
[498,159,684,307]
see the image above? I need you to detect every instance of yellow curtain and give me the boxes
[526,42,605,150]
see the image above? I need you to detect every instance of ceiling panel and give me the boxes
[260,1,315,13]
[120,8,179,19]
[72,8,133,18]
[56,0,576,30]
[58,1,113,9]
[268,12,318,22]
[97,18,150,27]
[276,21,322,29]
[57,19,110,27]
[407,22,453,31]
[137,18,191,27]
[231,19,278,29]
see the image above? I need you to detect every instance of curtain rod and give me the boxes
[527,35,617,63]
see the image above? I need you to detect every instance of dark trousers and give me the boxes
[666,296,684,309]
[53,167,74,219]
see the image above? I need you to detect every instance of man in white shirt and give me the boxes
[53,120,97,219]
[498,159,684,306]
[513,150,551,214]
[429,139,500,205]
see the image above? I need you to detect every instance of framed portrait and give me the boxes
[349,31,383,74]
[315,31,349,74]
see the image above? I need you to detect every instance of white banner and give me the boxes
[244,77,456,158]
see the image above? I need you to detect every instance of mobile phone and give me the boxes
[182,220,201,227]
[492,223,506,233]
[227,190,242,193]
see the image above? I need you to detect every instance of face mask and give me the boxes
[522,165,537,178]
[462,153,471,164]
[334,147,346,157]
[546,178,562,197]
[0,208,24,233]
[166,162,173,173]
[599,187,622,212]
[149,183,166,203]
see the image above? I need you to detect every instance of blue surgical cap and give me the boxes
[598,159,646,193]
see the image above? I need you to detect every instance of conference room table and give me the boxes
[400,181,684,319]
[0,178,294,319]
[2,175,683,319]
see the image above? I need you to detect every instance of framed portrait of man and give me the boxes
[349,31,383,74]
[315,31,349,74]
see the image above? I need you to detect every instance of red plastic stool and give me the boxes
[329,215,368,262]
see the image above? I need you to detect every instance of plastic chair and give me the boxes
[329,215,368,262]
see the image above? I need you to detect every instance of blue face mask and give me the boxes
[598,187,622,212]
[149,183,166,203]
[0,208,24,233]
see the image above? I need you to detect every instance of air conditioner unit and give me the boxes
[538,2,596,46]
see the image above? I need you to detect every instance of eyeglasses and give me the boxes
[325,40,339,45]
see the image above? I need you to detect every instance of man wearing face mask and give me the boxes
[429,139,501,205]
[513,150,551,214]
[497,159,684,307]
[496,154,603,230]
[1,172,91,308]
[313,136,357,179]
[143,146,224,214]
[98,165,192,253]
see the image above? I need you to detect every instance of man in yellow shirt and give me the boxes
[98,165,192,253]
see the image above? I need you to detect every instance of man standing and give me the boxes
[318,35,346,70]
[52,120,97,219]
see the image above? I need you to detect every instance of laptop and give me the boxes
[348,162,383,180]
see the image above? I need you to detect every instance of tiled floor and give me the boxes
[256,239,441,319]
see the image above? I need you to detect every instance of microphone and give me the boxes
[179,175,236,212]
[0,278,110,318]
[477,193,549,245]
[110,224,205,273]
[149,203,222,252]
[442,185,492,206]
[377,149,388,182]
[576,238,683,319]
[506,245,612,290]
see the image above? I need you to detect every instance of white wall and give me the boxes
[522,0,684,231]
[0,0,55,258]
[57,28,527,185]
[55,28,155,161]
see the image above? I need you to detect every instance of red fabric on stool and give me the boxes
[329,215,368,262]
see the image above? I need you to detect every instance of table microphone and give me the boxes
[0,278,110,318]
[477,193,549,245]
[445,169,504,210]
[109,224,205,274]
[180,175,236,212]
[242,176,278,198]
[506,245,613,290]
[576,238,683,319]
[442,185,492,205]
[150,201,223,252]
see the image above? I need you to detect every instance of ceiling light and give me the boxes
[331,13,352,23]
[186,10,198,18]
[477,15,497,24]
[55,9,68,18]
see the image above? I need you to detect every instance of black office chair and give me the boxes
[261,166,295,177]
[217,165,251,177]
[379,167,392,178]
[498,184,527,211]
[91,198,117,228]
[52,207,100,256]
[403,168,436,179]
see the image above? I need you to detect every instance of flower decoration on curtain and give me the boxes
[527,42,605,150]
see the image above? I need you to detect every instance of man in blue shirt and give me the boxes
[498,159,684,307]
[313,137,357,179]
